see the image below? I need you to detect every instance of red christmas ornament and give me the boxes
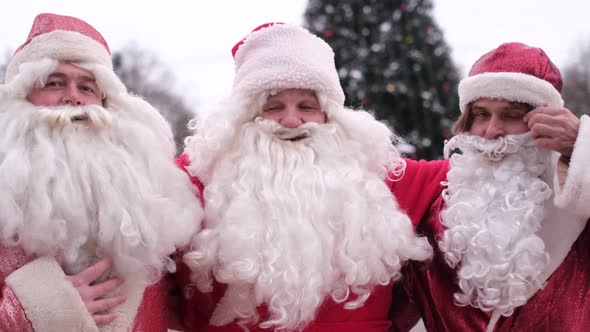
[323,29,334,38]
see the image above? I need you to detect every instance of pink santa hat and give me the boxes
[458,42,564,112]
[5,13,112,82]
[231,22,345,106]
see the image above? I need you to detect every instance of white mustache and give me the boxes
[444,133,536,161]
[34,104,112,129]
[273,127,312,141]
[255,118,324,141]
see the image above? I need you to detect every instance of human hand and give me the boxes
[524,106,580,157]
[64,257,126,326]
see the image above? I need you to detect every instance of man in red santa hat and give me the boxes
[174,22,445,331]
[390,42,589,331]
[0,13,202,331]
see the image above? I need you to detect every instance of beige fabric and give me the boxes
[6,256,97,332]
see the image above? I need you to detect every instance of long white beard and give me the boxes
[439,133,553,316]
[184,118,432,330]
[0,98,202,284]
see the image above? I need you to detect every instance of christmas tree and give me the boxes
[304,0,460,159]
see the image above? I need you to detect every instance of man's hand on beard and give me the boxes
[63,257,126,326]
[524,106,580,157]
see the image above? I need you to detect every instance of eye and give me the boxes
[44,80,64,88]
[472,111,489,119]
[80,85,96,94]
[299,103,320,111]
[262,103,282,113]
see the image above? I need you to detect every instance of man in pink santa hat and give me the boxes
[389,42,589,331]
[0,13,202,331]
[173,22,445,331]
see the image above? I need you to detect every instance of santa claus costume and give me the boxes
[175,22,448,331]
[0,13,202,331]
[390,43,590,331]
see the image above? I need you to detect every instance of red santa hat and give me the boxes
[231,22,345,106]
[458,42,564,112]
[5,13,112,83]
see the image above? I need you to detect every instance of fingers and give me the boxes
[525,107,578,129]
[87,295,126,314]
[66,257,114,287]
[93,312,117,326]
[84,277,124,301]
[532,137,574,157]
[527,112,571,130]
[523,106,566,122]
[55,250,65,265]
[529,122,557,137]
[62,257,126,324]
[76,257,114,285]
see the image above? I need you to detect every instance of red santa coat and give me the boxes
[0,245,169,332]
[174,155,449,331]
[391,194,590,332]
[389,147,590,331]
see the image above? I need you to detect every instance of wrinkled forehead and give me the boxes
[48,62,98,82]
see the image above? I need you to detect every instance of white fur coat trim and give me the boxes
[487,156,588,332]
[99,283,145,332]
[5,256,97,331]
[6,30,111,82]
[458,72,564,112]
[554,114,590,215]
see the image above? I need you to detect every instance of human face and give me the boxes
[468,98,531,138]
[260,89,326,128]
[26,62,103,107]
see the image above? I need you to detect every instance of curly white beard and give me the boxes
[0,98,201,285]
[439,133,553,316]
[184,116,432,330]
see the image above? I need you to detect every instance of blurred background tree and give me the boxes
[305,0,460,159]
[562,39,590,116]
[113,44,195,154]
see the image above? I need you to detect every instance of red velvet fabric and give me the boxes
[391,186,590,332]
[0,246,34,331]
[131,279,169,332]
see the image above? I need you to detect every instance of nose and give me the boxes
[61,85,83,106]
[484,116,505,139]
[278,106,303,128]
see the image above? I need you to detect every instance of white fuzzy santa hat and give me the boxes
[4,13,127,102]
[231,22,345,106]
[458,42,564,112]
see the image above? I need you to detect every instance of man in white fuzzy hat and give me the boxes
[389,42,590,332]
[0,13,202,331]
[175,22,440,331]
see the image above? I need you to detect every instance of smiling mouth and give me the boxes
[275,129,311,141]
[70,114,89,122]
[286,133,309,141]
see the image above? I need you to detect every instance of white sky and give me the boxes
[0,0,588,113]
